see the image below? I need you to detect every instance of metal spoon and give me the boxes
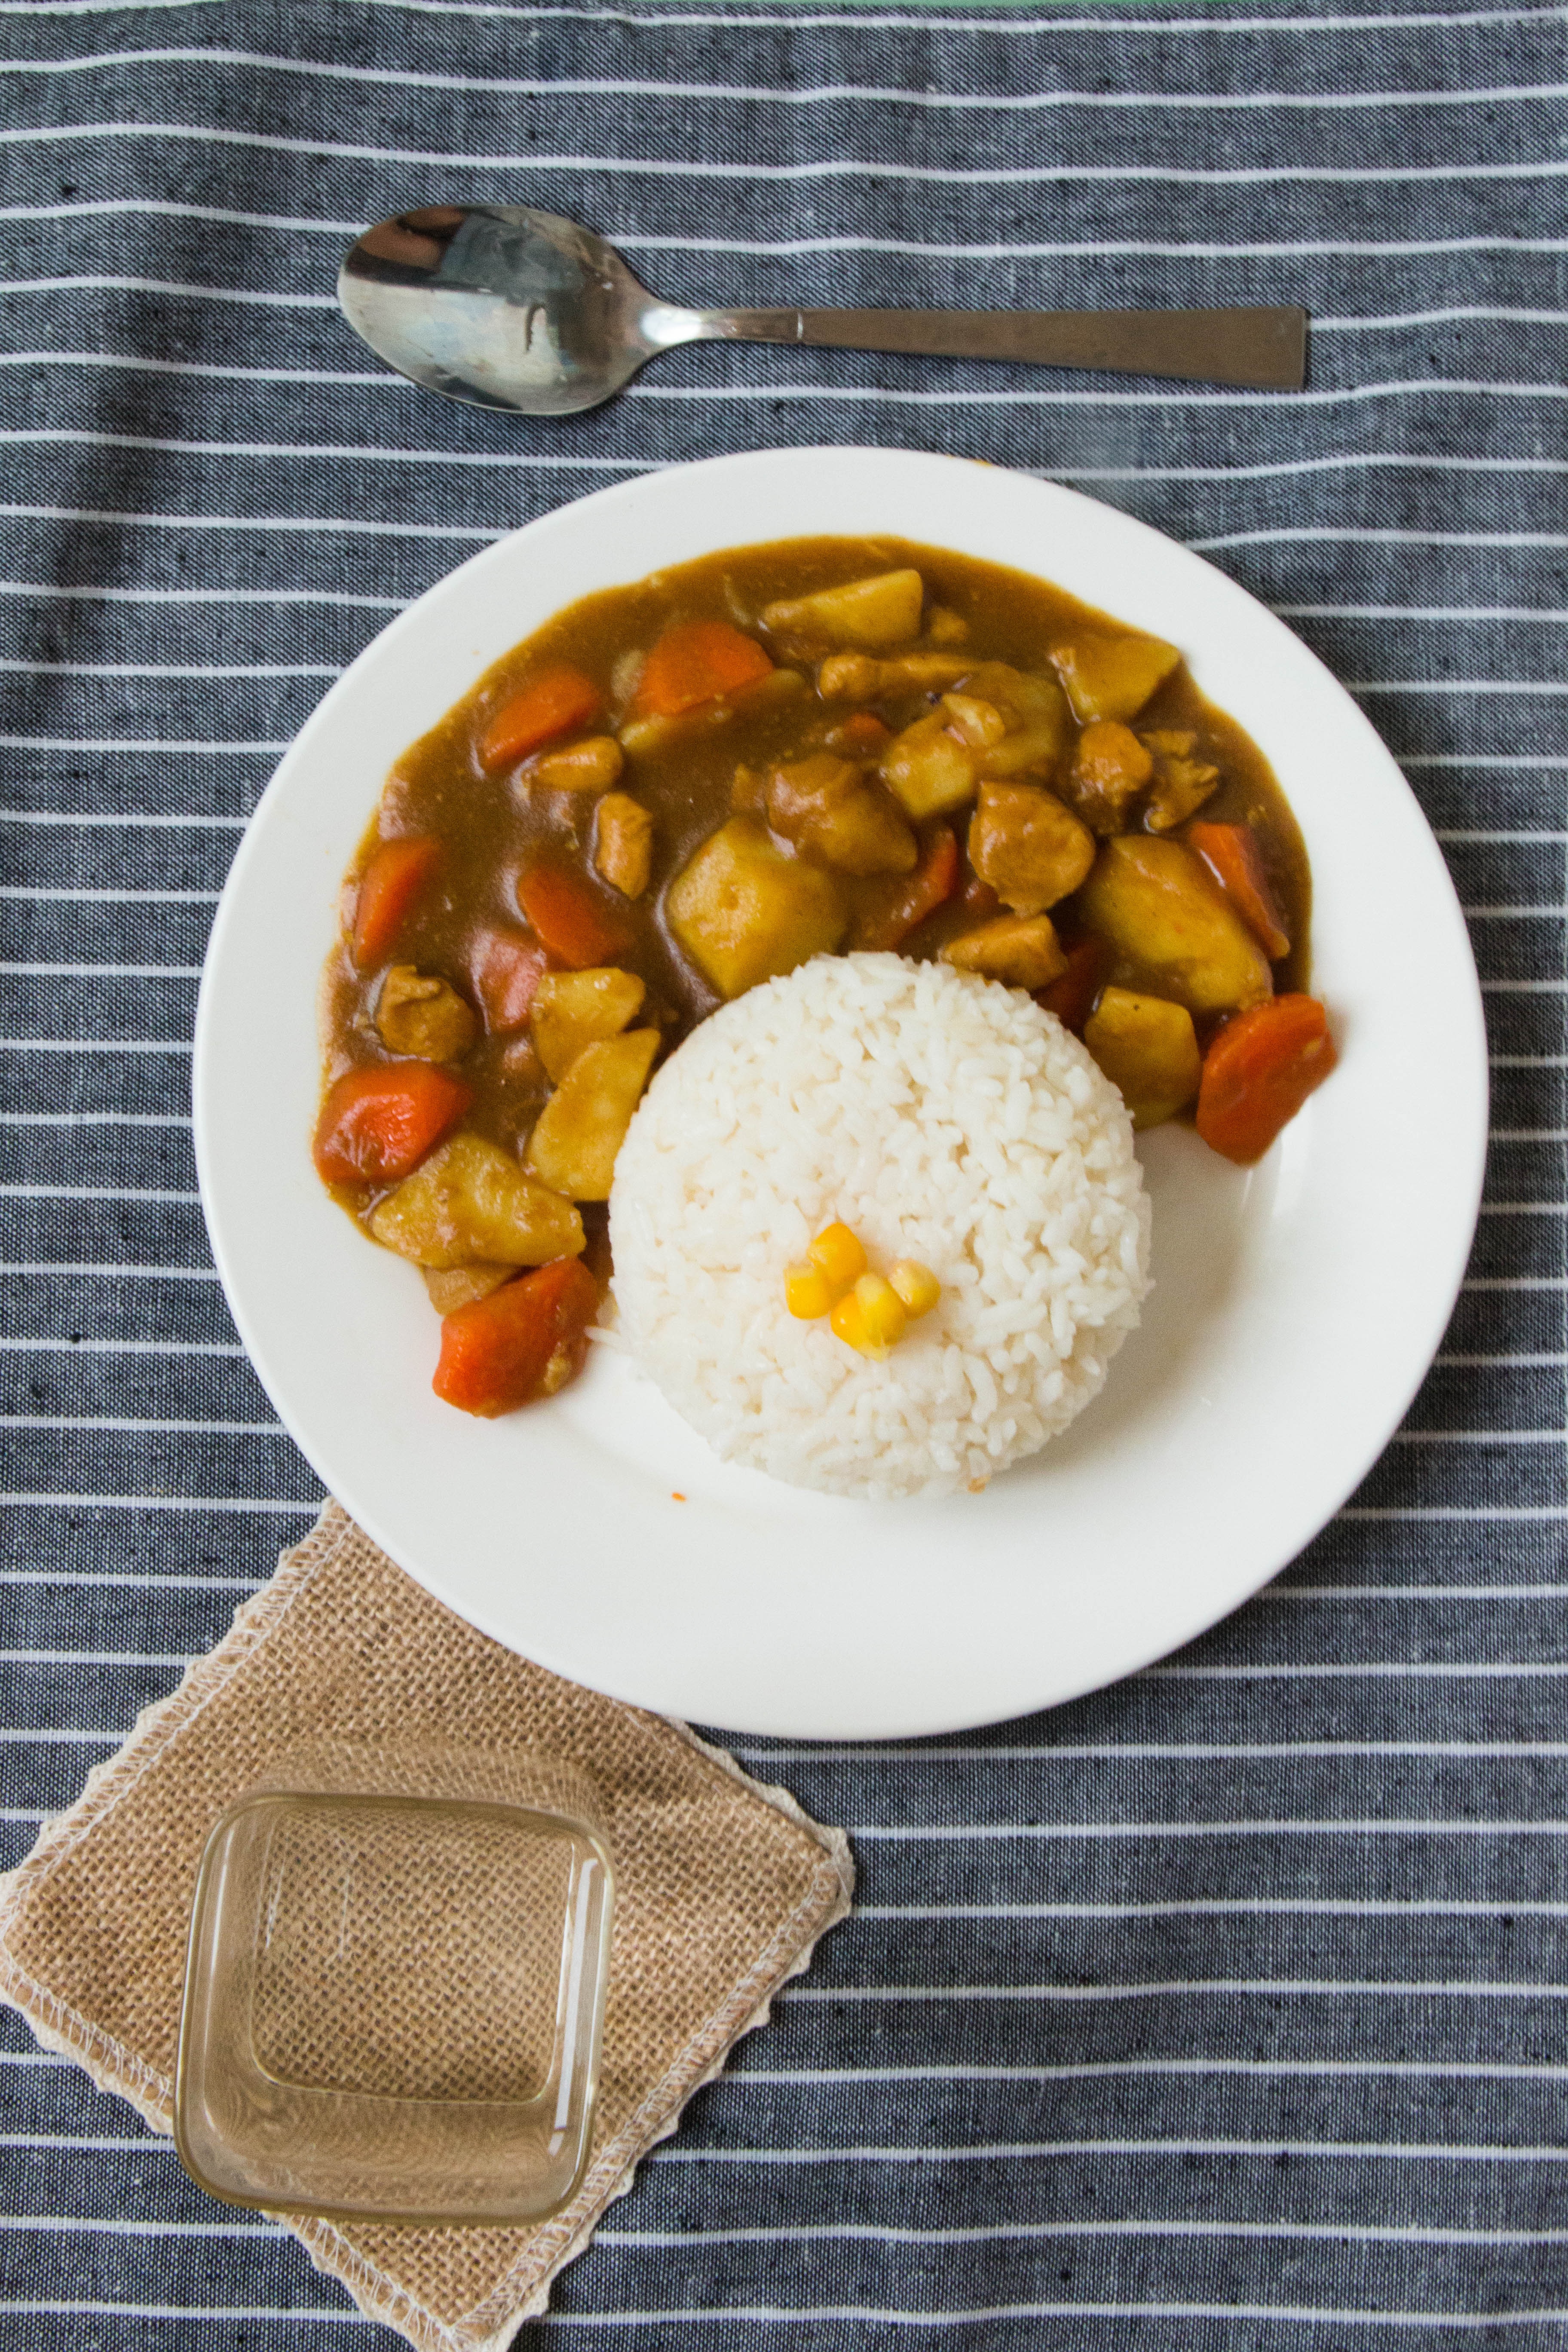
[339,204,1307,417]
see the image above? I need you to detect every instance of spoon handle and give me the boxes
[695,305,1306,390]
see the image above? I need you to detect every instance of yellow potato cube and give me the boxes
[888,1259,941,1318]
[1051,632,1181,725]
[531,966,646,1081]
[940,913,1068,992]
[784,1261,834,1319]
[761,569,924,649]
[666,817,846,1000]
[1076,836,1274,1016]
[370,1133,584,1268]
[879,711,978,821]
[1083,987,1202,1129]
[808,1221,867,1289]
[524,1027,660,1202]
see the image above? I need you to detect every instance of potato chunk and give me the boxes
[531,967,646,1081]
[666,816,847,999]
[959,664,1072,783]
[1063,720,1154,836]
[1084,987,1201,1128]
[524,1028,660,1201]
[762,569,924,650]
[765,753,917,877]
[940,913,1068,991]
[1051,632,1181,724]
[375,966,478,1063]
[968,781,1096,915]
[1076,836,1274,1015]
[880,712,977,821]
[422,1262,514,1313]
[940,692,1009,750]
[371,1132,584,1268]
[594,792,654,897]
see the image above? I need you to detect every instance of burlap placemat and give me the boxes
[0,1502,854,2352]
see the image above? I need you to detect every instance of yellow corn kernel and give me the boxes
[808,1220,867,1290]
[784,1261,834,1320]
[831,1272,907,1360]
[888,1258,941,1319]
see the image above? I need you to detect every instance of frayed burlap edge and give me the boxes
[0,1500,854,2352]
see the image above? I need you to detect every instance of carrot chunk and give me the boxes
[478,666,601,770]
[631,620,773,720]
[1036,935,1108,1036]
[852,826,961,951]
[1187,821,1290,961]
[351,837,439,969]
[517,864,631,969]
[312,1063,472,1187]
[470,928,551,1032]
[1196,994,1337,1164]
[432,1256,600,1417]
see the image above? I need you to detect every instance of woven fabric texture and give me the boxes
[0,0,1562,2343]
[0,1503,856,2351]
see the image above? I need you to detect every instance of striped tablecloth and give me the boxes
[0,0,1563,2343]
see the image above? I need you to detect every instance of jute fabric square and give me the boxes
[0,1502,854,2352]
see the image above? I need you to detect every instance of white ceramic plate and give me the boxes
[194,447,1487,1739]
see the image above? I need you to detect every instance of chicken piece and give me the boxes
[940,913,1069,991]
[1083,987,1201,1129]
[1064,720,1155,836]
[524,1028,661,1201]
[526,734,625,793]
[1141,729,1220,833]
[817,650,973,701]
[531,967,646,1081]
[967,781,1096,915]
[940,692,1009,750]
[765,753,917,877]
[666,817,847,1000]
[1051,632,1181,725]
[879,711,977,821]
[370,1132,584,1268]
[761,569,924,650]
[1076,836,1274,1015]
[594,791,654,897]
[374,966,478,1063]
[422,1262,514,1313]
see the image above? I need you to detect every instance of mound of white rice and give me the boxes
[608,952,1151,1502]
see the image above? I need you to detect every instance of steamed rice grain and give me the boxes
[608,952,1151,1501]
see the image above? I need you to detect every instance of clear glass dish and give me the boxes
[174,1742,613,2224]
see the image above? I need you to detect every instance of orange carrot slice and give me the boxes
[312,1063,472,1187]
[1187,821,1290,961]
[479,666,600,770]
[517,863,631,969]
[433,1257,599,1417]
[351,836,440,968]
[631,621,773,720]
[470,928,551,1032]
[1037,936,1108,1035]
[852,826,961,951]
[1196,994,1337,1164]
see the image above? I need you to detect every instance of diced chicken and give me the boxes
[761,569,924,650]
[1050,632,1182,725]
[879,711,977,821]
[940,913,1069,991]
[1063,720,1155,836]
[817,651,973,701]
[527,734,625,793]
[1083,987,1202,1129]
[594,792,655,897]
[1141,730,1221,833]
[940,692,1009,750]
[666,816,847,999]
[967,781,1096,915]
[524,1028,661,1201]
[1076,836,1274,1015]
[374,966,478,1063]
[765,753,917,877]
[531,967,646,1081]
[422,1263,514,1313]
[370,1132,584,1268]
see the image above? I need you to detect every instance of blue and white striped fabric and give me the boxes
[0,0,1563,2343]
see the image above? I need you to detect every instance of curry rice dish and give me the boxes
[313,537,1337,1469]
